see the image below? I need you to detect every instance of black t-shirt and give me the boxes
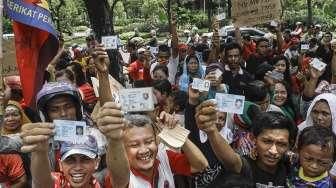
[246,54,271,76]
[240,156,288,188]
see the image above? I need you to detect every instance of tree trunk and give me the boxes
[83,0,121,82]
[307,0,312,25]
[227,0,231,18]
[167,0,171,31]
[83,0,114,40]
[207,0,212,31]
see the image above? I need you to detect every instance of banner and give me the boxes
[232,0,282,27]
[4,0,59,107]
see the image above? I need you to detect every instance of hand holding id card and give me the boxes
[310,58,327,72]
[215,93,245,114]
[119,87,155,112]
[54,120,88,143]
[192,78,211,92]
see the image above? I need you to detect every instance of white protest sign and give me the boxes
[215,93,245,114]
[232,0,282,27]
[101,35,118,49]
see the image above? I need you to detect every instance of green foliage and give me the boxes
[2,16,13,34]
[282,0,336,30]
[176,7,208,29]
[49,0,88,34]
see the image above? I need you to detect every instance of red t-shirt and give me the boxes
[128,60,152,82]
[0,154,25,186]
[242,42,256,61]
[52,172,101,188]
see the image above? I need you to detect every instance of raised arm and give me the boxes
[20,123,55,188]
[170,13,179,59]
[275,24,284,54]
[331,41,336,84]
[195,100,242,174]
[303,65,325,98]
[234,26,243,48]
[97,102,129,188]
[93,46,113,105]
[207,18,221,64]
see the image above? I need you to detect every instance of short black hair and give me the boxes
[66,62,86,86]
[153,64,169,77]
[252,111,298,147]
[224,42,242,56]
[298,126,336,156]
[152,79,172,96]
[55,69,75,83]
[244,80,269,102]
[158,44,170,54]
[256,37,269,46]
[172,91,187,111]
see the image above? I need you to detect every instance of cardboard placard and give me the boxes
[2,38,18,76]
[232,0,282,27]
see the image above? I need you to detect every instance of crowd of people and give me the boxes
[1,13,336,188]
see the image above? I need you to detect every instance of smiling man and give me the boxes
[20,123,101,188]
[96,102,209,188]
[196,101,298,187]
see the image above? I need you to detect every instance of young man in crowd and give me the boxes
[96,102,209,188]
[128,48,152,86]
[221,42,253,95]
[195,100,298,187]
[150,14,179,84]
[20,123,101,188]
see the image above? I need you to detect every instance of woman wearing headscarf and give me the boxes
[298,93,336,134]
[1,100,31,135]
[178,54,204,92]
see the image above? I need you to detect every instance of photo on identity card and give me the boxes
[54,120,87,143]
[215,93,245,114]
[119,87,155,112]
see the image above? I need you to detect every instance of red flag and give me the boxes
[4,0,59,108]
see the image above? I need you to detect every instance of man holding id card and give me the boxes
[97,102,209,188]
[21,124,101,188]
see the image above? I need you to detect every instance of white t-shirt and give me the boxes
[129,144,175,188]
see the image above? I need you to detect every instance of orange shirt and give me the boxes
[128,60,152,82]
[0,154,25,186]
[242,42,256,61]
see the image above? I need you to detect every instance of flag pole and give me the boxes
[0,0,4,116]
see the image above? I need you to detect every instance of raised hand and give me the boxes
[157,111,179,129]
[20,123,54,153]
[92,45,110,74]
[97,102,125,140]
[195,100,218,134]
[188,84,200,105]
[309,63,325,80]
